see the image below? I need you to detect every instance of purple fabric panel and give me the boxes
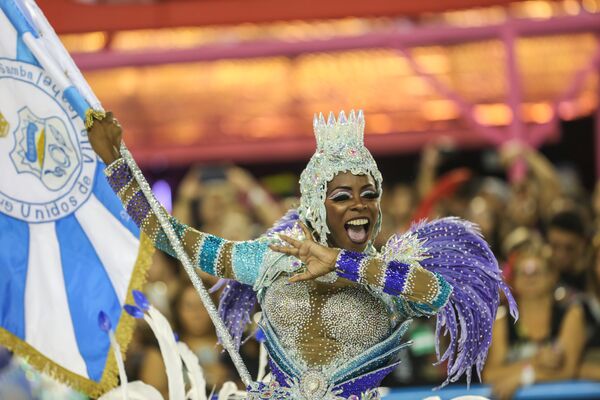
[334,361,400,398]
[126,190,151,226]
[381,260,411,295]
[268,357,291,388]
[335,250,367,282]
[217,280,257,350]
[105,160,132,193]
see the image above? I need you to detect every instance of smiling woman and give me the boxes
[87,109,517,399]
[325,173,379,251]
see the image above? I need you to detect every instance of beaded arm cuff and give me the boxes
[335,250,368,282]
[104,158,266,285]
[334,249,452,311]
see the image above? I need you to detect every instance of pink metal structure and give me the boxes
[71,13,600,173]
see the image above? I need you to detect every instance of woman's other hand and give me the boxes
[226,166,257,193]
[178,166,204,202]
[491,371,522,400]
[87,111,122,165]
[534,343,564,371]
[269,222,339,283]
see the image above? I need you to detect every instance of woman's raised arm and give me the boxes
[87,113,267,286]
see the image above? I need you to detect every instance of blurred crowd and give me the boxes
[125,139,600,399]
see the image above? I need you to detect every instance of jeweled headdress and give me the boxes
[298,110,383,249]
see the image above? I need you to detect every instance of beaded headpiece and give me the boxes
[298,110,383,249]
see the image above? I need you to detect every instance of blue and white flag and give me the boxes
[0,0,152,396]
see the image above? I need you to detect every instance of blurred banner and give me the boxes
[0,0,152,396]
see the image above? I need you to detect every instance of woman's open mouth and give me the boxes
[344,218,370,244]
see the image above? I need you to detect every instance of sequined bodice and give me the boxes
[261,276,393,369]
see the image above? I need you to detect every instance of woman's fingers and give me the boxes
[298,222,313,242]
[268,244,299,256]
[288,270,314,283]
[278,234,302,248]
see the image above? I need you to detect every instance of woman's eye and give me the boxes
[330,193,351,202]
[361,191,379,199]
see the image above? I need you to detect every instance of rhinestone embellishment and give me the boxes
[300,369,328,398]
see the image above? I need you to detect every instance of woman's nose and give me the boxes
[350,198,367,210]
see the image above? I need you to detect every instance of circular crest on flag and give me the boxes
[0,59,97,223]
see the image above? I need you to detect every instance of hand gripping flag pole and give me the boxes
[1,0,253,388]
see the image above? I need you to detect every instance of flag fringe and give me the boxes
[0,233,154,397]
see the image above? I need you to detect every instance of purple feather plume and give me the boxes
[407,217,518,387]
[216,209,300,349]
[217,280,258,349]
[266,208,299,235]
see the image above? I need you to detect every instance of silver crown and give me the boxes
[313,110,365,152]
[299,109,382,249]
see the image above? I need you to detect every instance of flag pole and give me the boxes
[4,0,253,387]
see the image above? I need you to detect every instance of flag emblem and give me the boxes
[10,106,79,191]
[0,59,97,223]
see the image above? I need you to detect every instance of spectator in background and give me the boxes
[144,251,182,318]
[546,210,589,293]
[579,245,600,380]
[484,245,585,400]
[499,141,561,223]
[173,165,283,235]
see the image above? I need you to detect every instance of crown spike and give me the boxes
[313,113,319,128]
[327,112,336,126]
[348,110,356,123]
[312,109,366,152]
[357,110,364,123]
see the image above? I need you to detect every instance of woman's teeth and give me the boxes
[347,218,368,226]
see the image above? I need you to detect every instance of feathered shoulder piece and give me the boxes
[383,217,518,387]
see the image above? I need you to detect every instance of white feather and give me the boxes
[99,381,163,400]
[144,307,186,400]
[177,341,207,400]
[217,381,245,400]
[108,330,129,400]
[256,342,268,382]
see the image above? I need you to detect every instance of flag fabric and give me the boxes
[0,0,152,396]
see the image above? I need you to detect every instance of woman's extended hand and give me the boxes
[87,111,123,165]
[269,222,340,283]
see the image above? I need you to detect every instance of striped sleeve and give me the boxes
[105,158,267,285]
[335,249,452,316]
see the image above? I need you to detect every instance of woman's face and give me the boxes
[513,255,556,299]
[324,172,380,252]
[177,286,212,337]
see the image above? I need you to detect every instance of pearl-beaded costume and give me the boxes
[105,159,452,398]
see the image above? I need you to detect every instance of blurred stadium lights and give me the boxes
[36,0,600,167]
